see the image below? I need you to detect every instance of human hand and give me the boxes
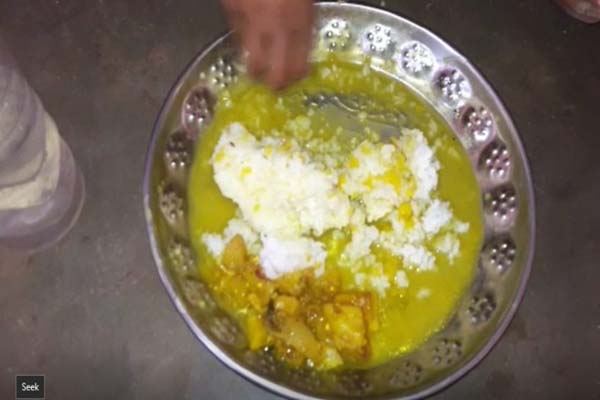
[220,0,314,89]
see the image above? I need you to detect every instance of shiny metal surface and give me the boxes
[144,3,534,399]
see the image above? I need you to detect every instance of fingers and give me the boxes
[287,28,311,82]
[265,31,290,90]
[264,0,313,89]
[288,1,314,81]
[266,28,310,89]
[220,0,314,90]
[221,0,243,33]
[243,30,269,79]
[232,0,270,80]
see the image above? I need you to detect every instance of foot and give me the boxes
[556,0,600,23]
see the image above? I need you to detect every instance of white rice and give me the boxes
[203,122,469,293]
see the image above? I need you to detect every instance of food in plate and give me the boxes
[188,57,483,370]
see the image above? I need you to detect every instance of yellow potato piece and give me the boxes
[222,235,247,271]
[274,295,300,316]
[324,303,368,357]
[276,317,322,362]
[246,314,268,350]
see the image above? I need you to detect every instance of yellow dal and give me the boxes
[188,57,483,367]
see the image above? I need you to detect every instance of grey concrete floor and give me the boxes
[0,0,599,399]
